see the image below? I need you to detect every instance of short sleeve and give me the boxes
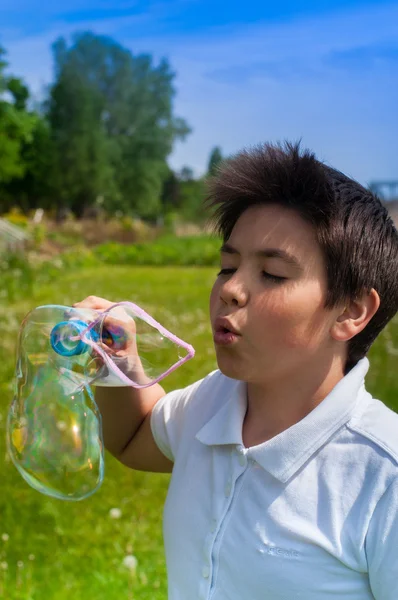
[150,377,206,462]
[366,476,398,599]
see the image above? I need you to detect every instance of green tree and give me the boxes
[0,46,7,93]
[179,166,194,181]
[161,168,181,211]
[0,47,37,190]
[178,177,206,222]
[7,77,29,111]
[48,63,115,217]
[160,166,206,223]
[3,116,56,212]
[48,32,190,219]
[207,146,223,176]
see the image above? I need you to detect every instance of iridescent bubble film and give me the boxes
[7,304,194,501]
[95,304,191,386]
[7,305,105,501]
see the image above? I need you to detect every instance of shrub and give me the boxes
[0,251,35,303]
[94,235,221,266]
[3,207,29,228]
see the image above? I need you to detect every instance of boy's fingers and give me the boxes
[72,296,114,310]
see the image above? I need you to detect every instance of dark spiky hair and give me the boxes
[205,141,398,373]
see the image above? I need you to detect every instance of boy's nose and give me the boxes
[220,278,248,307]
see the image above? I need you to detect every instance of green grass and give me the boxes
[0,265,397,600]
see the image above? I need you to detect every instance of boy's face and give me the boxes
[209,204,346,383]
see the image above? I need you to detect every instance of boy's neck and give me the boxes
[242,355,346,448]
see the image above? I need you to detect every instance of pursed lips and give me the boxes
[213,316,241,336]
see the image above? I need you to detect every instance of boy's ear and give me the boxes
[331,289,380,342]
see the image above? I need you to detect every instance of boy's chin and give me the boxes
[215,356,246,381]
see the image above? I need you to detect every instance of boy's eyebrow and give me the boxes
[220,242,304,272]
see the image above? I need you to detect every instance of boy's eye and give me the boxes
[217,268,235,276]
[216,268,286,283]
[262,272,286,283]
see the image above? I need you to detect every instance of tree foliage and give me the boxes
[3,116,56,212]
[0,47,37,190]
[48,32,190,218]
[0,36,223,224]
[207,146,223,177]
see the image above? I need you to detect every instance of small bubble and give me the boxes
[17,561,24,569]
[109,508,122,519]
[1,534,9,542]
[1,562,8,570]
[28,554,35,561]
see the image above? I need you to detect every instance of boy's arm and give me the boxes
[94,384,173,473]
[366,477,398,599]
[74,295,174,473]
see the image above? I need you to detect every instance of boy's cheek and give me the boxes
[209,284,219,313]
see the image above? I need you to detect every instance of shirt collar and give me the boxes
[195,357,370,483]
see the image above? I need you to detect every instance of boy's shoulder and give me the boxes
[348,392,398,465]
[173,369,240,426]
[199,368,241,399]
[166,369,234,408]
[187,369,239,404]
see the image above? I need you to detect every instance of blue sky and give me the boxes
[1,0,398,187]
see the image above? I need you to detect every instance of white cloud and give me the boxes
[3,2,398,184]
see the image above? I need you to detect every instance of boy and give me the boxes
[74,141,398,599]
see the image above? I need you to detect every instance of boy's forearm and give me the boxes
[94,383,166,458]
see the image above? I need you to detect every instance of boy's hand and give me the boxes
[72,296,137,359]
[72,297,171,472]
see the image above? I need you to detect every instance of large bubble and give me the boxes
[7,304,194,500]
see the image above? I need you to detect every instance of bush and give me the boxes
[94,235,221,266]
[56,246,99,270]
[3,207,29,228]
[30,223,47,248]
[0,247,100,305]
[0,235,220,305]
[0,251,36,303]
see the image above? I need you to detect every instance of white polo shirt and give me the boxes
[150,357,398,600]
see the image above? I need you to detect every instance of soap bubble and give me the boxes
[7,303,194,500]
[7,362,103,501]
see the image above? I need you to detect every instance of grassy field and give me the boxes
[0,265,397,600]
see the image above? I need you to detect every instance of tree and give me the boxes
[47,32,191,219]
[161,168,181,211]
[0,46,7,93]
[3,116,56,212]
[7,77,29,111]
[207,146,223,177]
[179,166,194,181]
[0,47,37,189]
[178,177,206,222]
[160,166,206,223]
[48,64,115,216]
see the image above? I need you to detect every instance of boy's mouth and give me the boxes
[214,317,241,336]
